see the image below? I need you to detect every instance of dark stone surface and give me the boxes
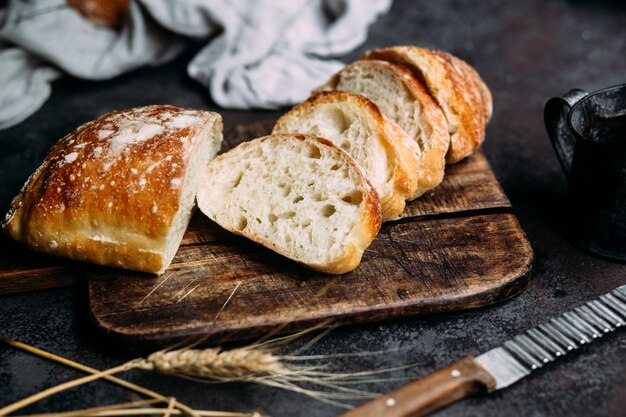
[1,0,625,416]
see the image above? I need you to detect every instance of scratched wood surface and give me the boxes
[85,122,533,346]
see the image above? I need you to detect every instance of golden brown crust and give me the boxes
[2,105,222,274]
[67,0,129,29]
[364,46,489,164]
[445,53,493,122]
[200,134,382,275]
[316,59,450,198]
[273,91,419,221]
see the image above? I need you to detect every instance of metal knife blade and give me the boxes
[476,284,625,391]
[337,284,626,417]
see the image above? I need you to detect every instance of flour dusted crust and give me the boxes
[364,46,491,163]
[2,105,223,274]
[273,91,420,221]
[198,134,382,274]
[315,59,450,198]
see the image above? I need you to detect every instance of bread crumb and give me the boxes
[49,240,58,249]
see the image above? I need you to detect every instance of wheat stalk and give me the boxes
[0,336,263,417]
[1,326,419,414]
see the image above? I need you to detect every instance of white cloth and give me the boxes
[0,0,392,130]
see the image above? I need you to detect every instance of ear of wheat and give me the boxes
[0,326,418,414]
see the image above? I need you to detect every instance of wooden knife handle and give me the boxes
[336,356,496,417]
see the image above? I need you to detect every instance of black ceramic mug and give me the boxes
[544,84,626,261]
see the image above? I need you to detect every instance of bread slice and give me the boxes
[2,105,223,275]
[197,134,382,274]
[364,46,491,163]
[272,91,420,221]
[315,59,450,198]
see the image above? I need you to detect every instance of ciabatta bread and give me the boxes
[272,92,420,221]
[2,105,223,275]
[364,46,491,163]
[315,59,450,198]
[197,134,382,274]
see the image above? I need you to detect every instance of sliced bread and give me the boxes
[2,105,223,274]
[315,59,450,198]
[364,46,491,163]
[197,134,382,274]
[272,91,420,220]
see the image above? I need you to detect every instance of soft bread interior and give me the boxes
[326,62,428,153]
[198,135,373,271]
[160,122,223,273]
[281,103,393,193]
[273,101,393,209]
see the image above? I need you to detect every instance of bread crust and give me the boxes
[198,134,382,275]
[67,0,129,29]
[273,91,419,221]
[364,46,490,163]
[445,53,493,122]
[315,59,450,198]
[2,105,222,274]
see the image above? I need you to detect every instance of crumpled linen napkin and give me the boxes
[0,0,392,130]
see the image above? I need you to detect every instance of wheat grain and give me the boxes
[137,347,289,380]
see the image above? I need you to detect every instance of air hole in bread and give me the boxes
[308,146,322,159]
[236,216,248,230]
[341,190,363,205]
[312,192,322,201]
[278,182,291,196]
[232,172,243,189]
[268,213,277,224]
[322,204,336,218]
[340,141,351,151]
[293,195,304,203]
[278,211,296,219]
[330,163,340,171]
[302,219,311,228]
[255,217,262,224]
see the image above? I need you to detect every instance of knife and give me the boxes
[337,284,626,417]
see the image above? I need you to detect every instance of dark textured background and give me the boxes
[1,0,625,416]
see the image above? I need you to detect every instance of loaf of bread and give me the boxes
[364,46,492,163]
[272,91,420,221]
[315,59,450,198]
[197,134,381,274]
[2,105,223,275]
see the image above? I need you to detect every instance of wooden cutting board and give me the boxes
[0,121,533,346]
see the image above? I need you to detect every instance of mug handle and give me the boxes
[544,89,589,178]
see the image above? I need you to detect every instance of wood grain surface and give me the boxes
[85,121,532,346]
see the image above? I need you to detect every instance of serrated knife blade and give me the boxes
[338,284,626,417]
